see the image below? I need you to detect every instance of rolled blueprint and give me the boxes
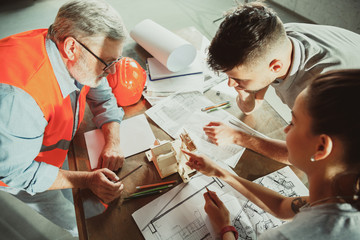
[130,19,197,72]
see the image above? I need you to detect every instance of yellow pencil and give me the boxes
[201,101,230,112]
[136,180,177,190]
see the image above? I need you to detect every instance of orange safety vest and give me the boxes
[0,29,89,187]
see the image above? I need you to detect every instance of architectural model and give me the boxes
[145,130,197,183]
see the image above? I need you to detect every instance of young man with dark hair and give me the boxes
[203,2,360,164]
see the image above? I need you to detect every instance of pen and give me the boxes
[136,180,177,190]
[206,103,231,113]
[201,100,230,112]
[124,190,163,200]
[131,184,173,197]
[228,119,269,139]
[205,186,218,207]
[114,165,142,183]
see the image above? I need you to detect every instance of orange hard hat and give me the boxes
[107,57,147,106]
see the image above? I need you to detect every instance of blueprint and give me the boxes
[133,166,309,240]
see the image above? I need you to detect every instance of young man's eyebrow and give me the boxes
[230,77,249,81]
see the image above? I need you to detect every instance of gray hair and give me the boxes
[48,0,127,42]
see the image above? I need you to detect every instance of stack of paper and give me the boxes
[147,56,202,81]
[144,51,204,104]
[143,34,226,105]
[130,20,226,105]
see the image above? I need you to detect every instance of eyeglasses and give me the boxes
[75,39,122,71]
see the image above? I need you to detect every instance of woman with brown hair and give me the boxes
[183,69,360,239]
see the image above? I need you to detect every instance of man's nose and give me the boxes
[228,77,238,87]
[106,64,117,75]
[284,124,290,134]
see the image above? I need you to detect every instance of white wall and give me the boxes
[270,0,360,34]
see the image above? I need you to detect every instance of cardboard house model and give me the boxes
[145,130,197,183]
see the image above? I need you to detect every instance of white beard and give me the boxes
[69,52,106,88]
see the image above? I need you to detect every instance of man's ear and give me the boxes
[62,37,77,61]
[313,134,333,161]
[269,59,283,73]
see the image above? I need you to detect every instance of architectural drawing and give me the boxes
[133,166,308,240]
[229,167,308,239]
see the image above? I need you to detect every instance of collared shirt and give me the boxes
[259,203,360,240]
[271,23,360,108]
[0,38,124,194]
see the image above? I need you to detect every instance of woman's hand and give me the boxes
[182,150,220,177]
[204,190,232,234]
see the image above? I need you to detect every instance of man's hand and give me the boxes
[204,191,232,235]
[235,87,267,115]
[236,89,256,114]
[99,143,125,171]
[100,122,124,171]
[203,122,237,145]
[87,168,124,203]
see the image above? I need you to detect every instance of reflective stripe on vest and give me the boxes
[40,139,71,152]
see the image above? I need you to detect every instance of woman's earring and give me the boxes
[310,156,315,162]
[353,175,360,201]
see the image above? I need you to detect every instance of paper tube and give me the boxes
[130,19,197,72]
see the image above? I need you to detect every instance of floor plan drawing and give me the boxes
[165,211,212,240]
[133,166,308,240]
[133,172,234,240]
[229,167,309,239]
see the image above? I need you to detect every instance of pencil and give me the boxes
[131,184,173,197]
[206,103,231,113]
[115,165,142,182]
[124,190,163,200]
[201,100,230,112]
[136,180,177,190]
[205,186,218,207]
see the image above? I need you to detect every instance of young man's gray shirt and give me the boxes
[271,23,360,108]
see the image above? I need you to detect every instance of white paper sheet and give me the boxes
[84,114,156,169]
[130,19,197,72]
[133,166,309,240]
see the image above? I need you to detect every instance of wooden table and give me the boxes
[68,85,307,239]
